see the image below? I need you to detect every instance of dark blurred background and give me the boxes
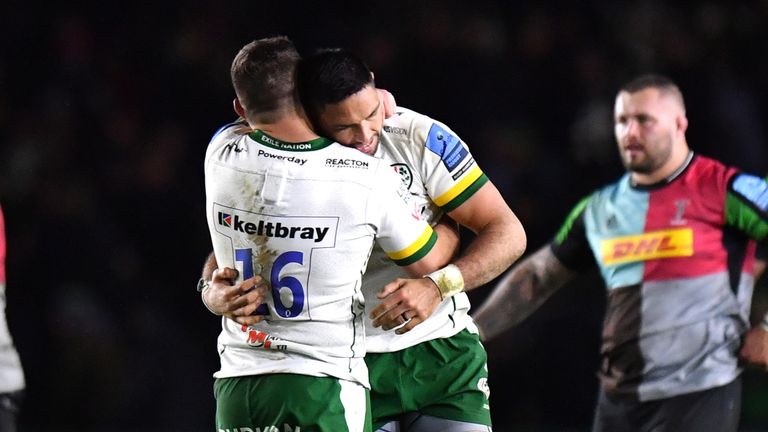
[2,1,768,430]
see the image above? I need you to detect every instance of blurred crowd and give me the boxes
[1,1,768,430]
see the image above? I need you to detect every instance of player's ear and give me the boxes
[676,115,688,135]
[233,98,246,119]
[378,89,397,119]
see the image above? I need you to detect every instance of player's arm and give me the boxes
[741,252,768,369]
[367,159,470,333]
[368,214,461,333]
[740,241,768,368]
[445,180,526,291]
[472,245,575,341]
[399,213,461,275]
[199,252,269,326]
[370,181,525,334]
[725,173,768,367]
[473,194,594,341]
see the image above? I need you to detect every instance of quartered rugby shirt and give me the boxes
[551,153,768,401]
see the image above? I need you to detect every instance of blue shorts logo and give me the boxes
[426,124,468,172]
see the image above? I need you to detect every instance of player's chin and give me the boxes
[356,140,377,155]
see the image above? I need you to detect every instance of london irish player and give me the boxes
[203,37,461,432]
[297,48,526,432]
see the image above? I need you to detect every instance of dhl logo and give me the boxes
[600,228,693,265]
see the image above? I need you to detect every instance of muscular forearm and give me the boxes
[472,246,574,342]
[443,181,526,292]
[454,213,526,291]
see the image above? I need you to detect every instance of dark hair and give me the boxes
[296,48,375,123]
[619,74,686,112]
[230,36,301,123]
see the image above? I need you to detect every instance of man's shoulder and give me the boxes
[383,106,420,135]
[688,154,738,183]
[210,121,250,142]
[587,174,630,205]
[383,106,448,136]
[382,106,466,153]
[205,122,250,162]
[207,121,249,150]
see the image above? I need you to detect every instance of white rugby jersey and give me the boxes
[363,107,489,352]
[205,123,436,387]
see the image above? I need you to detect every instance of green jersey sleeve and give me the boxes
[550,194,596,272]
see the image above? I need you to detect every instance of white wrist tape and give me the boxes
[425,264,464,301]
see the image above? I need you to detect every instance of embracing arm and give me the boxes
[446,180,526,291]
[396,214,461,278]
[370,181,525,333]
[370,214,461,333]
[201,251,217,281]
[199,252,268,326]
[472,245,576,342]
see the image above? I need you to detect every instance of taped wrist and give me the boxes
[425,264,464,301]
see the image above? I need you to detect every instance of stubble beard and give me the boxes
[621,136,674,176]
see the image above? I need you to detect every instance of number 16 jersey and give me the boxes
[205,123,437,387]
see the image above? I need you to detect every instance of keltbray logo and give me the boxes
[218,212,329,243]
[600,228,693,265]
[220,212,233,228]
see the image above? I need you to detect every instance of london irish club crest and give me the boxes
[391,163,413,189]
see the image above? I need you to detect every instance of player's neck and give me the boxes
[252,115,320,143]
[630,141,692,186]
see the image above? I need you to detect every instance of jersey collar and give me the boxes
[629,151,695,190]
[249,130,333,152]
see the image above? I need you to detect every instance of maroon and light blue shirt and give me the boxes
[551,153,768,401]
[0,204,25,393]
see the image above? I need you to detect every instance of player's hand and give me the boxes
[377,89,397,118]
[370,277,442,334]
[740,325,768,369]
[204,267,269,326]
